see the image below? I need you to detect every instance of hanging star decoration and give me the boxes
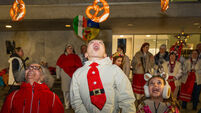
[175,31,190,45]
[170,31,190,61]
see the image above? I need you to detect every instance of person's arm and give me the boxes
[131,57,134,69]
[123,56,130,77]
[52,94,64,113]
[150,54,155,68]
[114,66,136,113]
[154,54,159,65]
[175,63,183,80]
[196,60,201,76]
[56,54,64,79]
[70,71,88,113]
[183,60,188,74]
[131,55,138,73]
[0,91,16,113]
[12,59,22,83]
[56,66,61,79]
[12,59,19,72]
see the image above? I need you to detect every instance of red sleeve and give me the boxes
[0,92,16,113]
[56,54,64,67]
[52,94,64,113]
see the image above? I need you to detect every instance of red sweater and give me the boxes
[0,82,64,113]
[56,53,82,77]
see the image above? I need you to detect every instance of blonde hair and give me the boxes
[40,66,55,88]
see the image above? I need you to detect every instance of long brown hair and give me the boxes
[141,42,150,52]
[113,56,123,69]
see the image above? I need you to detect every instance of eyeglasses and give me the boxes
[67,47,73,50]
[26,65,41,70]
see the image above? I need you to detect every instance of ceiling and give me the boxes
[0,0,199,5]
[0,1,200,34]
[0,0,166,5]
[1,17,201,34]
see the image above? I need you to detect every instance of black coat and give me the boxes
[154,51,169,65]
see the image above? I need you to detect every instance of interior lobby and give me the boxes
[0,0,201,113]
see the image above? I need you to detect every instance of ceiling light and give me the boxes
[193,22,200,26]
[65,25,71,27]
[128,24,133,27]
[120,35,124,37]
[5,25,12,28]
[146,35,151,37]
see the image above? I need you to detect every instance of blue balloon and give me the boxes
[87,19,100,28]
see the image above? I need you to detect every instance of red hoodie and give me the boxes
[0,82,64,113]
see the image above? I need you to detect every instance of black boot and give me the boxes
[192,102,197,110]
[182,101,187,109]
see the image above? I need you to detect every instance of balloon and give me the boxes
[161,0,169,12]
[73,16,100,41]
[84,28,100,41]
[86,0,110,23]
[10,0,26,21]
[73,15,87,41]
[87,19,100,28]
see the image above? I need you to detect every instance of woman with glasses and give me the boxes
[56,44,82,109]
[1,63,64,113]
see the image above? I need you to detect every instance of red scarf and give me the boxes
[56,53,82,77]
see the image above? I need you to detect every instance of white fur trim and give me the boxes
[144,73,152,81]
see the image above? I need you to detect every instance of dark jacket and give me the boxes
[154,51,169,65]
[10,53,25,83]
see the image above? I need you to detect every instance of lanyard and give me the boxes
[154,102,160,113]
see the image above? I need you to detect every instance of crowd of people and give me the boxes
[0,40,201,113]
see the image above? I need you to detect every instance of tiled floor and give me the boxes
[0,80,201,113]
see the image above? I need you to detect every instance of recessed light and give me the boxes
[65,25,71,28]
[146,35,151,37]
[5,25,12,28]
[193,22,200,26]
[128,24,133,27]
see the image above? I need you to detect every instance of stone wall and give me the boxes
[0,30,112,70]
